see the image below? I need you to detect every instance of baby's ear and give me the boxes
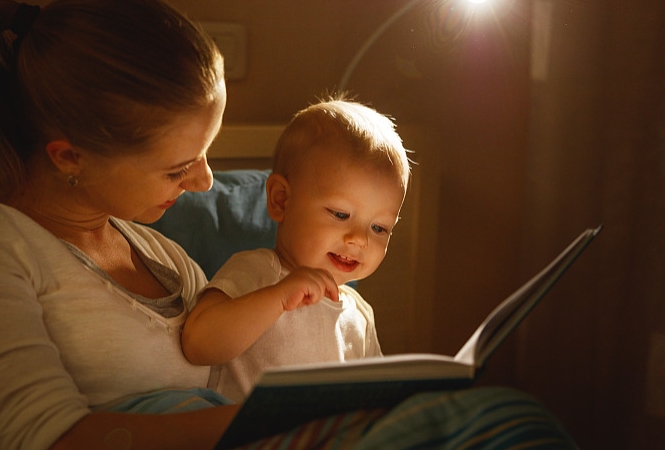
[266,173,289,222]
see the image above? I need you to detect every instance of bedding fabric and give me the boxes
[97,386,578,449]
[238,387,578,449]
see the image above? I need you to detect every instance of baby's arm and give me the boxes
[181,267,339,365]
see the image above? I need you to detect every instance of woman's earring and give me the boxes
[67,175,79,187]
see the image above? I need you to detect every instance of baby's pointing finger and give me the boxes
[323,275,339,302]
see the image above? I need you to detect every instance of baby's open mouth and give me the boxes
[328,253,359,272]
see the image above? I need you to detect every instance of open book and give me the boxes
[215,226,602,449]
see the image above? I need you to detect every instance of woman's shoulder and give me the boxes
[0,203,36,228]
[0,204,60,246]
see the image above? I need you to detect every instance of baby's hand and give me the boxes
[277,267,339,311]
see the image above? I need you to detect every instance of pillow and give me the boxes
[148,170,277,280]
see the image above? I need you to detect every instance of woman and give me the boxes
[0,1,578,449]
[0,0,240,448]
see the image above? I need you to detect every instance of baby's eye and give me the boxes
[327,209,349,220]
[372,224,389,235]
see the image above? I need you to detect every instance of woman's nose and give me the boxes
[180,157,213,192]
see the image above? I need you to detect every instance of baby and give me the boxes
[182,97,411,401]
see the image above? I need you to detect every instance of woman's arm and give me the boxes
[50,405,241,450]
[181,267,339,365]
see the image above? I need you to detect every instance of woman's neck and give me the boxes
[8,171,111,244]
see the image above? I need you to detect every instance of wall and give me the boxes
[515,1,665,448]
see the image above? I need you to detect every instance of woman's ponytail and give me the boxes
[0,1,39,202]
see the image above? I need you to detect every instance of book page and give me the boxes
[454,226,601,367]
[259,353,472,386]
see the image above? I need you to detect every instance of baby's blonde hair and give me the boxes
[273,97,411,192]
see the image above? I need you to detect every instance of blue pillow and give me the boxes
[148,170,277,280]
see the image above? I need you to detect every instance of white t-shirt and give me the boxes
[0,205,210,450]
[206,248,382,402]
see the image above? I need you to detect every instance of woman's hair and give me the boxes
[273,96,412,191]
[0,0,224,201]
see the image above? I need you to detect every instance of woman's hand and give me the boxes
[50,405,241,450]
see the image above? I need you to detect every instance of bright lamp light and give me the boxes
[338,0,497,91]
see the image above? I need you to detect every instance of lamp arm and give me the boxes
[338,0,423,92]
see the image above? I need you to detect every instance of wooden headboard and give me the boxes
[208,124,284,171]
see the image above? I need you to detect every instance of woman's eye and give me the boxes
[167,167,189,182]
[328,209,349,220]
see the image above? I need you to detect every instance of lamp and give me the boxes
[337,0,493,92]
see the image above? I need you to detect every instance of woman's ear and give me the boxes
[44,140,82,176]
[266,173,289,223]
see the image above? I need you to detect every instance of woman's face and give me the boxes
[76,97,225,224]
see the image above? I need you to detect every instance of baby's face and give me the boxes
[274,148,405,286]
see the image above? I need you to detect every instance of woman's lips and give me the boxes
[328,252,359,272]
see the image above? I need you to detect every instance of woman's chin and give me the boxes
[132,209,166,224]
